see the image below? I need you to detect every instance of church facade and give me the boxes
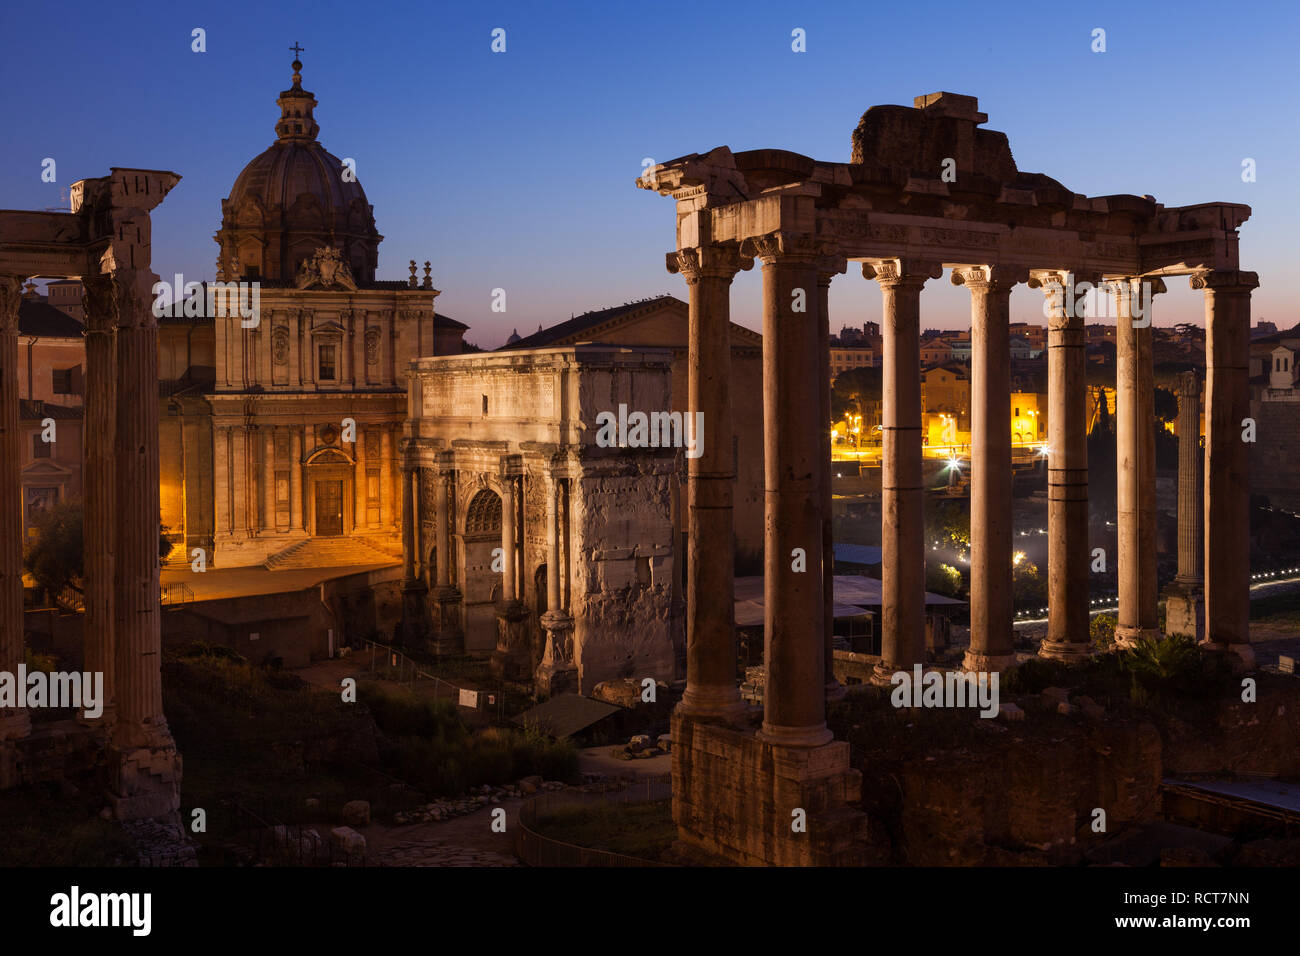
[159,58,466,568]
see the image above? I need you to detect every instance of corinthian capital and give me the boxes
[666,244,754,282]
[109,269,162,331]
[1190,269,1260,293]
[0,276,23,333]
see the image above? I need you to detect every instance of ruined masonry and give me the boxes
[640,92,1255,866]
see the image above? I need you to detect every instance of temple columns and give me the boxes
[668,245,751,720]
[401,463,417,583]
[1037,271,1092,660]
[746,232,831,748]
[1193,270,1259,666]
[955,265,1024,673]
[1113,277,1164,648]
[0,277,31,749]
[865,259,941,682]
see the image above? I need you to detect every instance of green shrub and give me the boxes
[1090,613,1118,650]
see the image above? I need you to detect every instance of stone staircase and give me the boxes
[264,536,402,571]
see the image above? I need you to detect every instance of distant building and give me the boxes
[919,339,953,365]
[829,345,875,379]
[17,298,84,408]
[19,400,82,542]
[44,279,85,321]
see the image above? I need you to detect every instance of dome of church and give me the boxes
[215,55,382,285]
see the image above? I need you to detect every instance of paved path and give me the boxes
[366,797,527,867]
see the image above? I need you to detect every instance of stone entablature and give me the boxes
[403,346,682,693]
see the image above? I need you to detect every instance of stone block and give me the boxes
[997,703,1025,722]
[341,800,370,827]
[330,826,366,864]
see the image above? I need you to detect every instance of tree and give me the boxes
[23,499,172,599]
[831,366,882,424]
[22,500,84,597]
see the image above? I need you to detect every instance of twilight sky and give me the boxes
[2,0,1295,348]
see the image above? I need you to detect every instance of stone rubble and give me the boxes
[391,780,568,826]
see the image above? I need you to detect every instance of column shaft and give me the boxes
[673,246,746,719]
[500,479,517,603]
[80,277,117,725]
[401,466,416,582]
[0,278,30,738]
[754,237,830,747]
[1196,271,1258,664]
[1114,279,1159,645]
[262,426,276,532]
[870,262,933,679]
[1041,273,1091,658]
[959,267,1019,671]
[289,427,303,531]
[380,427,394,529]
[113,276,168,747]
[436,472,451,587]
[1176,372,1203,584]
[354,426,367,529]
[546,478,561,612]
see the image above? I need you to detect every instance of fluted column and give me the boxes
[1037,271,1092,660]
[231,426,248,535]
[112,269,170,749]
[1113,277,1164,648]
[866,259,941,681]
[215,426,231,536]
[1175,371,1203,585]
[289,427,303,531]
[955,265,1025,672]
[667,244,752,720]
[744,231,830,748]
[0,277,30,742]
[79,277,118,726]
[380,426,394,529]
[262,425,276,532]
[1193,269,1259,665]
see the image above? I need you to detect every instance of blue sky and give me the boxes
[2,0,1295,346]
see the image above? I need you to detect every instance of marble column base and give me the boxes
[961,650,1019,673]
[1038,640,1093,662]
[1114,625,1159,649]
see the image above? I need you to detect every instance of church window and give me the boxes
[318,345,337,380]
[52,367,76,394]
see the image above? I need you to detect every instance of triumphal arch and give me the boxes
[0,169,183,819]
[640,92,1256,865]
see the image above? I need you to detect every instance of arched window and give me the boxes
[465,489,502,534]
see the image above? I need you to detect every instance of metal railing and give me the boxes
[357,638,493,714]
[161,582,194,609]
